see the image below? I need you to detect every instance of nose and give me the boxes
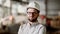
[30,13,33,17]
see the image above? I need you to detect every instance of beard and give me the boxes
[28,18,37,22]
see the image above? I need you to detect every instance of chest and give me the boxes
[22,25,41,34]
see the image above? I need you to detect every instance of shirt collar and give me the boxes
[27,20,39,26]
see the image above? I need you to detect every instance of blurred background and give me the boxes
[0,0,60,34]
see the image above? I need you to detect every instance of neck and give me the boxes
[29,20,38,25]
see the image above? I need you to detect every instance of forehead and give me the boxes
[27,8,37,12]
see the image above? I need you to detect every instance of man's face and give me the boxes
[27,8,39,22]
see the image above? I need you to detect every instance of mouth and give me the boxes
[30,17,33,19]
[28,18,37,22]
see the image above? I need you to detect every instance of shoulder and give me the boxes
[38,24,46,28]
[19,23,27,29]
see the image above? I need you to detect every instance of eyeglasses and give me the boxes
[27,12,38,15]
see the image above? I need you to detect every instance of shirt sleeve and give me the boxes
[39,26,46,34]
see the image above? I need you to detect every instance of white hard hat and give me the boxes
[27,1,40,11]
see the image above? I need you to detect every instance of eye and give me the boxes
[27,12,31,14]
[33,12,38,14]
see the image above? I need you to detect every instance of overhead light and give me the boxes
[22,0,28,2]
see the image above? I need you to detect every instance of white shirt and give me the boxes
[18,21,46,34]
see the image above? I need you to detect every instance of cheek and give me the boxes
[33,15,39,19]
[34,15,38,18]
[27,14,30,18]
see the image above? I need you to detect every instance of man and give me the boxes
[18,1,46,34]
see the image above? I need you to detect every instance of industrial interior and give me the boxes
[0,0,60,34]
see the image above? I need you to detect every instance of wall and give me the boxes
[47,0,60,18]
